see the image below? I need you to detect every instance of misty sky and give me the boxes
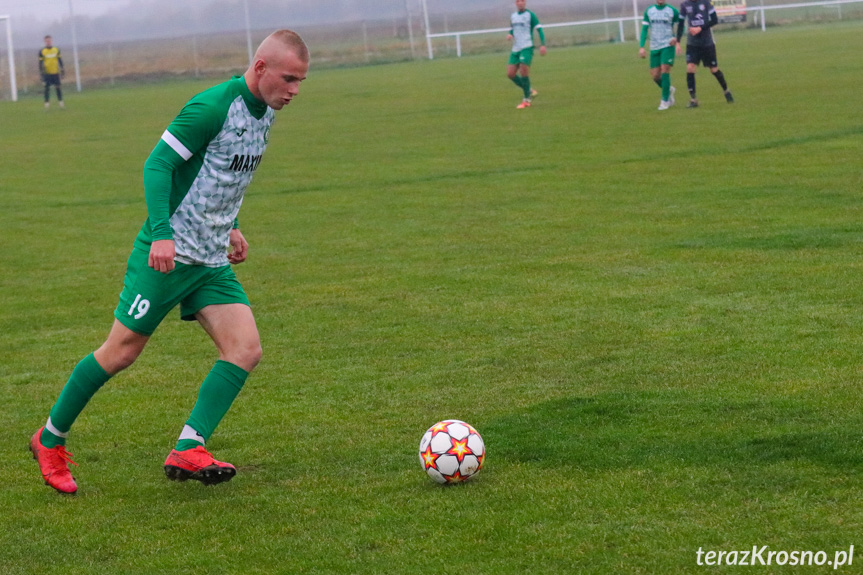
[2,0,481,20]
[2,0,616,23]
[4,0,116,20]
[3,0,651,49]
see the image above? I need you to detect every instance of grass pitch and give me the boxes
[2,22,863,574]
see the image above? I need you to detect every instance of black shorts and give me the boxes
[43,74,62,87]
[685,44,718,68]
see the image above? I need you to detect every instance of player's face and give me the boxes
[44,37,53,47]
[256,50,308,110]
[515,0,527,12]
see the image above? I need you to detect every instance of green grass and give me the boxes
[2,21,863,574]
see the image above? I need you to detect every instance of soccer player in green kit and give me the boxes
[30,30,309,494]
[507,0,547,109]
[639,0,681,110]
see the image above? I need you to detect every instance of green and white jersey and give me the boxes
[137,75,275,267]
[641,4,680,51]
[510,9,543,52]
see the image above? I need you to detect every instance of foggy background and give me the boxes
[0,0,859,98]
[5,0,640,48]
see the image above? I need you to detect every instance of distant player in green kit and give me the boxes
[507,0,547,109]
[639,0,681,110]
[30,30,309,494]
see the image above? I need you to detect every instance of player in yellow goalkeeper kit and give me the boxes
[30,30,309,494]
[38,35,65,110]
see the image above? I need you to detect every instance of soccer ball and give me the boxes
[418,420,485,484]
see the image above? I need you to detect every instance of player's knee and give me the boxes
[97,344,142,374]
[228,339,262,372]
[115,350,140,372]
[506,70,517,79]
[710,67,720,75]
[247,342,263,369]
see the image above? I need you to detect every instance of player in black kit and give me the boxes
[676,1,733,107]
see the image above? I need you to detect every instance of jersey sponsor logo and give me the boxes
[229,153,263,172]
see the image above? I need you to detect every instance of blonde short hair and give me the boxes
[266,29,309,62]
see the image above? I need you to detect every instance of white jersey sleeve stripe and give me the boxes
[161,129,193,161]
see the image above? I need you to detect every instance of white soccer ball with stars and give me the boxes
[419,419,485,484]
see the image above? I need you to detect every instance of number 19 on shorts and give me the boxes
[128,294,151,319]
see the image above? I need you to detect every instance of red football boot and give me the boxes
[164,445,236,485]
[30,427,78,494]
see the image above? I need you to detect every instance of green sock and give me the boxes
[661,73,670,101]
[510,75,524,90]
[521,75,531,99]
[41,353,112,448]
[176,360,248,451]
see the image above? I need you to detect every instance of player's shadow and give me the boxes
[484,392,863,471]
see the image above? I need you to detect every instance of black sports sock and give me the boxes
[654,78,662,88]
[712,69,728,91]
[687,73,696,99]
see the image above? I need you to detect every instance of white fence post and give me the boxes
[3,16,17,101]
[422,0,433,59]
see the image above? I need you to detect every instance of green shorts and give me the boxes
[508,47,534,67]
[649,46,676,68]
[113,247,250,336]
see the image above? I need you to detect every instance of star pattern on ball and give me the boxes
[431,421,450,433]
[420,445,439,470]
[447,437,471,462]
[445,470,466,483]
[419,420,484,484]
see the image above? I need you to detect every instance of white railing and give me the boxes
[424,0,863,59]
[748,0,861,30]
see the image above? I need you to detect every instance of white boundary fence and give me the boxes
[424,0,863,59]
